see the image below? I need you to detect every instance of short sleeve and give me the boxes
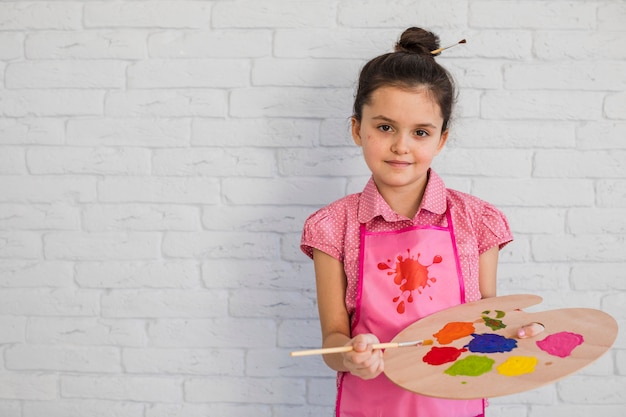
[477,203,513,254]
[300,206,346,262]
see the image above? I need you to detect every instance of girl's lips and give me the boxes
[386,160,412,167]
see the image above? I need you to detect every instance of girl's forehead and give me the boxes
[365,86,444,121]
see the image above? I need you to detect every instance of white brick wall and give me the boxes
[0,1,624,416]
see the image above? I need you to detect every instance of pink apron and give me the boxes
[335,212,485,417]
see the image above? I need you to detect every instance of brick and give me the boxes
[123,348,244,375]
[27,147,151,175]
[571,264,626,291]
[279,147,367,176]
[0,374,57,400]
[598,3,626,30]
[202,205,312,233]
[597,180,626,207]
[535,31,626,60]
[0,176,97,203]
[147,318,276,348]
[25,30,147,59]
[76,261,200,289]
[274,405,334,417]
[163,232,279,259]
[0,260,73,287]
[0,90,104,117]
[436,148,532,177]
[84,2,211,29]
[83,204,200,232]
[605,91,626,120]
[529,405,626,417]
[128,59,249,88]
[0,2,81,30]
[202,260,314,290]
[98,177,218,204]
[501,207,565,235]
[504,62,626,91]
[320,118,353,147]
[534,150,626,178]
[146,404,271,417]
[61,375,183,403]
[23,400,144,417]
[230,87,352,118]
[106,89,226,117]
[0,118,64,145]
[27,317,146,347]
[472,179,594,207]
[0,288,98,316]
[6,61,127,89]
[44,232,160,261]
[185,377,305,404]
[557,376,626,404]
[229,289,316,318]
[67,118,190,147]
[277,319,321,348]
[338,0,465,29]
[213,0,335,28]
[6,345,121,373]
[0,147,26,174]
[253,58,362,87]
[0,316,25,344]
[577,122,626,150]
[0,33,23,60]
[247,348,329,377]
[481,91,604,120]
[191,118,319,148]
[451,120,576,149]
[0,204,79,231]
[568,208,626,234]
[470,1,595,29]
[148,30,272,58]
[497,264,569,292]
[604,292,626,320]
[447,60,503,89]
[101,289,228,318]
[274,29,396,59]
[307,377,336,406]
[153,148,275,177]
[532,234,626,262]
[222,177,346,205]
[0,231,41,259]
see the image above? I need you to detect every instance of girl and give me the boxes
[300,27,541,416]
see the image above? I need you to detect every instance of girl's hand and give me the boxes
[342,333,384,380]
[517,322,545,339]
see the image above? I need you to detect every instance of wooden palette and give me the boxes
[384,294,618,399]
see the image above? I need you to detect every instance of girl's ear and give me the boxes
[435,129,449,155]
[351,117,363,146]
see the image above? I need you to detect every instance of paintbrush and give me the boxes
[431,39,466,55]
[290,339,433,357]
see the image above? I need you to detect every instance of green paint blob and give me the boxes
[444,355,494,377]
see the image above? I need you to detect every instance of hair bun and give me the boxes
[394,27,440,56]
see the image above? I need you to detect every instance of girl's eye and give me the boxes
[378,125,393,132]
[415,129,429,137]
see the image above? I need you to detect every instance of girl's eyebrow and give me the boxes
[372,115,438,129]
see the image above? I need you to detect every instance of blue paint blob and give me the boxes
[465,333,517,353]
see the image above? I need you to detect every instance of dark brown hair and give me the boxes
[353,27,457,131]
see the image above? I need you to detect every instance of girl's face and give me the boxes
[351,85,448,202]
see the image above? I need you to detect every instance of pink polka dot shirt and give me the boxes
[301,170,513,323]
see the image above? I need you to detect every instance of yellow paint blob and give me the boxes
[496,356,538,377]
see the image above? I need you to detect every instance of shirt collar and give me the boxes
[357,169,447,223]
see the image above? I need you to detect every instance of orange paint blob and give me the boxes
[433,322,476,345]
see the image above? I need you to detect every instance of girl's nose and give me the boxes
[391,133,410,155]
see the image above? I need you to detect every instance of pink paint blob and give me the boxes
[536,331,584,358]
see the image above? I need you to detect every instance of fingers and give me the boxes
[343,334,384,380]
[517,322,545,339]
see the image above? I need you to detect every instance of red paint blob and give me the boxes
[423,346,468,365]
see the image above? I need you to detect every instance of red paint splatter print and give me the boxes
[378,249,442,314]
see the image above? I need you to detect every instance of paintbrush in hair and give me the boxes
[431,39,466,55]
